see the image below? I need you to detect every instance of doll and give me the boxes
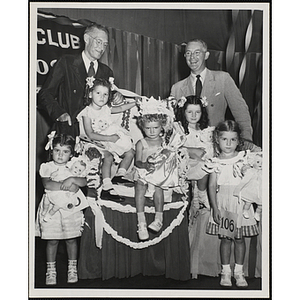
[92,118,132,163]
[234,152,263,221]
[42,157,88,221]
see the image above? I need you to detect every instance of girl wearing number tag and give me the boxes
[206,120,259,288]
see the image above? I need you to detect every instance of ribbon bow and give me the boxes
[108,77,142,98]
[45,131,56,150]
[86,76,95,88]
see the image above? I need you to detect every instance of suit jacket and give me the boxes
[170,69,253,140]
[38,53,113,137]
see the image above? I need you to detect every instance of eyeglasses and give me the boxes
[87,34,108,48]
[184,50,205,58]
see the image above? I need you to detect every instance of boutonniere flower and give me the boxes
[200,96,208,107]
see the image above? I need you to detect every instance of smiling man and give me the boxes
[38,23,122,138]
[170,39,253,140]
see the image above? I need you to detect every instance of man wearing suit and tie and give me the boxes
[38,23,122,138]
[170,38,253,141]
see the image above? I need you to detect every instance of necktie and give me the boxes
[87,61,95,77]
[195,75,202,98]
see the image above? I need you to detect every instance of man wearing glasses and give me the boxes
[170,39,253,141]
[38,23,123,138]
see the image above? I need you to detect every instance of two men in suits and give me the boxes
[38,23,122,137]
[170,39,253,141]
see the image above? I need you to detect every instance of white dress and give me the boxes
[35,161,85,240]
[206,151,259,238]
[77,105,133,162]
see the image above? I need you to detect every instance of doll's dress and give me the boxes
[233,168,262,205]
[77,105,133,163]
[35,161,85,240]
[184,126,215,180]
[206,151,259,238]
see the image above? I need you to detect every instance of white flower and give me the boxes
[177,96,187,108]
[200,96,208,107]
[86,76,95,88]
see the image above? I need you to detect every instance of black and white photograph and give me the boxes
[28,1,271,298]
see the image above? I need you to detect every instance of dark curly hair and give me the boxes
[47,133,75,161]
[83,77,113,107]
[174,95,209,135]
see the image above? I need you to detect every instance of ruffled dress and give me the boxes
[35,161,85,240]
[206,151,259,239]
[77,105,133,162]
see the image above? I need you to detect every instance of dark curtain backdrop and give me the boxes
[35,9,263,203]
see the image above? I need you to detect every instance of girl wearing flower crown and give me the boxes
[133,96,185,240]
[134,111,168,240]
[35,133,87,285]
[76,77,137,202]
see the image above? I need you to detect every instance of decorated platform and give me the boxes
[78,191,191,281]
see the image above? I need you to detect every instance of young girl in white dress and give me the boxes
[175,95,219,278]
[134,97,184,240]
[35,133,87,285]
[134,113,167,240]
[206,120,259,287]
[77,77,137,202]
[175,95,214,208]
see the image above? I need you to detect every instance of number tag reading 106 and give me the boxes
[219,209,238,239]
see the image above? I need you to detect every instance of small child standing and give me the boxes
[77,77,137,202]
[206,120,259,287]
[35,133,87,285]
[41,155,88,222]
[175,95,214,209]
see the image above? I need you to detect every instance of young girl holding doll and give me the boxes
[35,133,87,285]
[77,77,137,202]
[175,95,220,278]
[134,97,181,240]
[206,120,259,287]
[175,95,214,209]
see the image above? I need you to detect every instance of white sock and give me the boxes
[102,178,113,190]
[137,212,146,224]
[234,263,243,273]
[116,168,126,177]
[221,264,231,273]
[68,259,77,268]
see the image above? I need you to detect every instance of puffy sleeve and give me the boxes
[39,162,52,178]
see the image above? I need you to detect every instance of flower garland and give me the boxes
[87,192,189,249]
[95,197,189,249]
